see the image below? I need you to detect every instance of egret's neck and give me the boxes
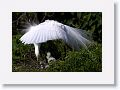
[46,55,50,59]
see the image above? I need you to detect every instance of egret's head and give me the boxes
[47,52,51,57]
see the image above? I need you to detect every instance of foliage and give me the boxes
[12,12,102,72]
[12,42,102,72]
[46,43,102,72]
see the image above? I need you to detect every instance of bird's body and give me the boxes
[46,52,56,63]
[20,20,91,67]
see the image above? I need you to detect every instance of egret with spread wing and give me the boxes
[20,20,91,65]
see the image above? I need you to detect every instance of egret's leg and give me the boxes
[36,55,39,62]
[34,43,40,61]
[34,43,40,66]
[34,43,45,69]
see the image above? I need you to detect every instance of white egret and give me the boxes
[46,52,56,63]
[20,20,91,65]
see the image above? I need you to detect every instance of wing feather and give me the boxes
[20,20,91,50]
[63,25,91,50]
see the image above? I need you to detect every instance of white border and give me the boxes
[0,0,114,84]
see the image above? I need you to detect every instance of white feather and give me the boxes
[63,25,91,50]
[20,20,91,50]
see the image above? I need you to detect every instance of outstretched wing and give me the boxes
[20,20,67,44]
[20,20,91,50]
[63,25,91,50]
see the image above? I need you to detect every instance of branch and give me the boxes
[41,12,47,22]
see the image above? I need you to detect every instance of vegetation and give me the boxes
[12,12,102,72]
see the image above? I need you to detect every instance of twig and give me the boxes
[41,12,47,22]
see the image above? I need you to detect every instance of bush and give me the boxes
[45,43,102,72]
[12,37,102,72]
